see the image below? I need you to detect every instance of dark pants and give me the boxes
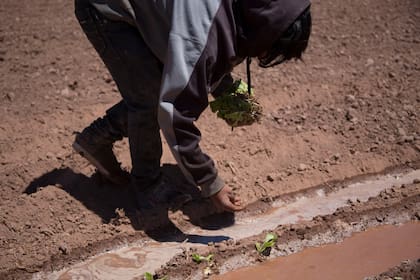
[74,0,163,188]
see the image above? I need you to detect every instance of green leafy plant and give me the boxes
[255,233,278,256]
[192,253,214,264]
[192,253,216,277]
[144,272,168,280]
[209,79,262,128]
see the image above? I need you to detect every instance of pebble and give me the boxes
[46,152,54,159]
[345,108,358,122]
[6,92,15,101]
[58,243,69,255]
[397,127,406,137]
[332,153,341,161]
[365,58,374,66]
[345,94,356,103]
[266,174,275,182]
[61,87,70,96]
[297,163,308,171]
[217,243,228,252]
[402,135,414,143]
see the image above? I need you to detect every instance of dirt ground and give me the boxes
[0,0,419,279]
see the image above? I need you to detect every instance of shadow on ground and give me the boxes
[24,164,234,244]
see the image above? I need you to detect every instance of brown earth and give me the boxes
[0,0,419,279]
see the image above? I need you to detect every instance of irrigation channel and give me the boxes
[34,168,420,280]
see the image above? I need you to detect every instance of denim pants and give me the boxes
[74,0,163,188]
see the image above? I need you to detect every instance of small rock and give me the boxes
[365,58,374,66]
[345,109,358,122]
[345,94,356,103]
[103,75,113,83]
[402,135,414,143]
[68,81,78,90]
[61,87,70,96]
[217,243,228,252]
[58,243,69,255]
[266,174,275,182]
[397,127,406,137]
[47,67,58,74]
[319,125,328,132]
[297,163,308,171]
[6,92,15,101]
[332,153,341,161]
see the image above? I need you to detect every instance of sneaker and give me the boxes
[73,133,130,186]
[134,178,192,210]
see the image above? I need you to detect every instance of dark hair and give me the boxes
[258,7,312,68]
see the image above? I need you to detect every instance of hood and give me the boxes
[235,0,311,57]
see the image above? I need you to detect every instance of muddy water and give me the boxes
[216,222,420,280]
[35,169,420,280]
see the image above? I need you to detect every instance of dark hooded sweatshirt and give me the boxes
[88,0,311,197]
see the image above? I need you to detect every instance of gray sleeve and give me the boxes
[157,0,226,197]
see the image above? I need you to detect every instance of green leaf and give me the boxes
[264,233,278,243]
[144,272,168,280]
[205,254,214,262]
[192,253,203,263]
[192,253,213,264]
[255,233,278,254]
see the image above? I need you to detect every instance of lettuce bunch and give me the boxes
[209,80,262,128]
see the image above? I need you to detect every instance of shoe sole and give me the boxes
[72,141,112,178]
